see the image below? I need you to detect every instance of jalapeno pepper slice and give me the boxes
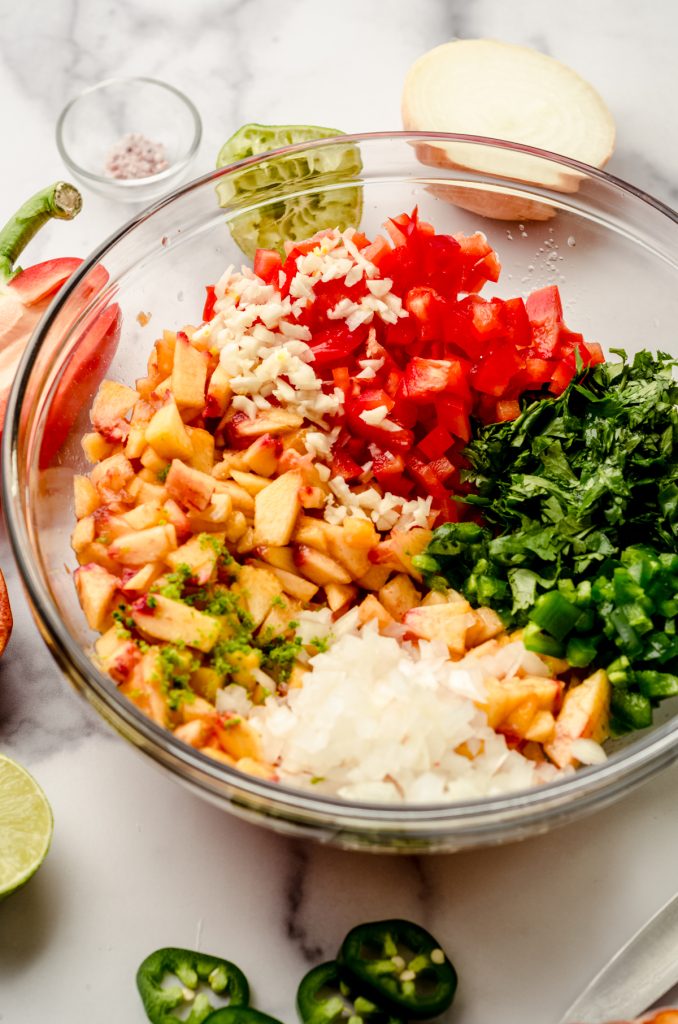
[297,961,404,1024]
[136,946,250,1024]
[204,1010,283,1024]
[337,920,457,1019]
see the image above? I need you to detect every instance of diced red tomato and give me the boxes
[309,324,365,369]
[584,341,605,366]
[549,360,575,395]
[253,248,282,284]
[202,285,217,322]
[471,345,524,397]
[526,285,564,356]
[331,449,363,481]
[437,397,471,443]
[418,425,454,461]
[248,208,604,524]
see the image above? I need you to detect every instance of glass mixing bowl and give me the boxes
[4,133,678,853]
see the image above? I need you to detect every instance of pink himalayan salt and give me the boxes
[105,132,169,180]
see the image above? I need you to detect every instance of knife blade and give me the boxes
[558,891,678,1023]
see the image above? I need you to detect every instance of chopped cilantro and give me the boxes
[156,465,170,482]
[309,635,331,653]
[270,594,286,609]
[146,595,158,609]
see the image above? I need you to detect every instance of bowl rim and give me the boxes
[6,130,678,831]
[55,75,203,189]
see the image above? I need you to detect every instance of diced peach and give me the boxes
[260,594,303,637]
[121,562,164,593]
[205,362,232,417]
[213,480,255,515]
[358,594,395,630]
[174,719,213,748]
[298,485,326,509]
[81,431,115,463]
[165,459,215,511]
[232,565,283,628]
[403,601,473,656]
[249,560,318,603]
[357,564,392,591]
[161,499,191,542]
[236,527,256,554]
[90,452,135,502]
[90,380,138,442]
[293,515,331,552]
[230,469,273,496]
[73,475,100,518]
[74,563,120,630]
[131,594,220,652]
[71,516,95,554]
[254,470,303,546]
[231,408,303,439]
[293,544,351,586]
[145,400,193,461]
[75,541,120,574]
[166,532,225,584]
[465,607,504,647]
[253,545,297,574]
[378,574,420,620]
[524,710,556,744]
[242,434,281,477]
[483,676,562,730]
[120,649,168,726]
[109,524,177,566]
[121,501,163,531]
[545,669,610,768]
[171,332,207,409]
[140,446,169,474]
[343,516,379,550]
[326,523,375,580]
[375,528,433,580]
[223,510,248,543]
[325,581,357,612]
[212,452,248,479]
[94,627,141,683]
[186,427,215,474]
[214,714,261,760]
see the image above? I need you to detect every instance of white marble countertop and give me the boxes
[2,2,678,1022]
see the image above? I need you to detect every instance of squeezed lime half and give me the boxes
[216,123,363,258]
[0,754,53,898]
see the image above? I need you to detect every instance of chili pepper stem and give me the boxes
[0,181,82,282]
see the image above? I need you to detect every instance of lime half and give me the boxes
[216,123,363,258]
[0,754,53,898]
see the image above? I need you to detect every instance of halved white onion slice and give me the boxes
[402,39,616,219]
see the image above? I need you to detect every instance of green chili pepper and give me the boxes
[337,920,457,1020]
[136,946,250,1024]
[297,961,404,1024]
[204,1010,283,1024]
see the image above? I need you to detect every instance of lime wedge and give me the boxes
[215,123,363,259]
[0,754,53,898]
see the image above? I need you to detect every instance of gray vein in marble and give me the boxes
[284,842,326,963]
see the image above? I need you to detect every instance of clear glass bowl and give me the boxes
[5,133,678,853]
[56,77,202,203]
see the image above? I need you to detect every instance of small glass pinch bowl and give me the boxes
[5,133,678,853]
[55,77,202,204]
